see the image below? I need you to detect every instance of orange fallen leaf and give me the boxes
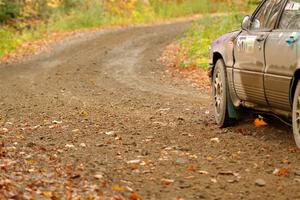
[187,166,196,172]
[278,168,290,176]
[66,190,72,200]
[49,124,60,129]
[129,192,142,200]
[254,118,268,127]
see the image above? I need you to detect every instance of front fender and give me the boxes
[210,31,240,68]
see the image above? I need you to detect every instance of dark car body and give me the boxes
[208,0,300,119]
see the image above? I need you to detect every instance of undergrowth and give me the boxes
[0,0,253,58]
[177,14,243,69]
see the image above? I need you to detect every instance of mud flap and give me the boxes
[227,92,240,119]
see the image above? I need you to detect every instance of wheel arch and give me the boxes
[290,69,300,104]
[211,52,224,78]
[213,52,224,66]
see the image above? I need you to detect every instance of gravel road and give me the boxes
[1,21,300,200]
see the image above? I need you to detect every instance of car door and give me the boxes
[265,0,300,112]
[233,0,284,106]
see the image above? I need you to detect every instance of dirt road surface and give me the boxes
[1,21,300,200]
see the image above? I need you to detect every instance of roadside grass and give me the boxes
[150,0,228,19]
[49,3,107,31]
[159,14,245,90]
[0,0,251,59]
[0,26,48,58]
[176,14,243,69]
[0,28,21,57]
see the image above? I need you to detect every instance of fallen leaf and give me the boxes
[274,168,290,176]
[94,174,103,179]
[127,159,141,164]
[42,192,52,198]
[187,166,196,172]
[254,118,268,127]
[112,195,125,200]
[198,170,209,175]
[129,192,142,200]
[52,120,62,124]
[112,185,125,191]
[124,186,133,192]
[161,178,174,185]
[80,110,89,117]
[210,137,220,143]
[65,144,75,148]
[105,131,115,136]
[49,124,60,129]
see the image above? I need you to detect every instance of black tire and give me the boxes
[212,59,231,127]
[292,81,300,148]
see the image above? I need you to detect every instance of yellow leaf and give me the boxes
[112,185,125,191]
[42,192,52,198]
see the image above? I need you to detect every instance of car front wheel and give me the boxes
[292,81,300,148]
[212,59,231,127]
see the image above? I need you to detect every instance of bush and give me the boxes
[178,14,242,69]
[0,0,20,23]
[0,28,22,57]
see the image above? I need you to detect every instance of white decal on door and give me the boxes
[237,36,256,53]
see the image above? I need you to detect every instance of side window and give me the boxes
[250,0,283,30]
[279,0,300,29]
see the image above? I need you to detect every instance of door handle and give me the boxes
[256,35,265,42]
[286,36,297,45]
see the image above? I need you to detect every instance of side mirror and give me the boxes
[241,15,251,30]
[252,19,261,30]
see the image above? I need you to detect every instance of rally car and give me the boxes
[208,0,300,147]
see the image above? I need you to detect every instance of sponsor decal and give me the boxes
[237,36,256,53]
[285,1,300,10]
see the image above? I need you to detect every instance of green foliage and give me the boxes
[179,14,242,69]
[0,28,22,57]
[150,0,220,18]
[0,0,20,23]
[62,0,84,13]
[0,0,255,58]
[49,4,105,31]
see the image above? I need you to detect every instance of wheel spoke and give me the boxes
[214,82,218,91]
[296,115,300,122]
[212,68,225,117]
[294,93,300,137]
[296,110,300,121]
